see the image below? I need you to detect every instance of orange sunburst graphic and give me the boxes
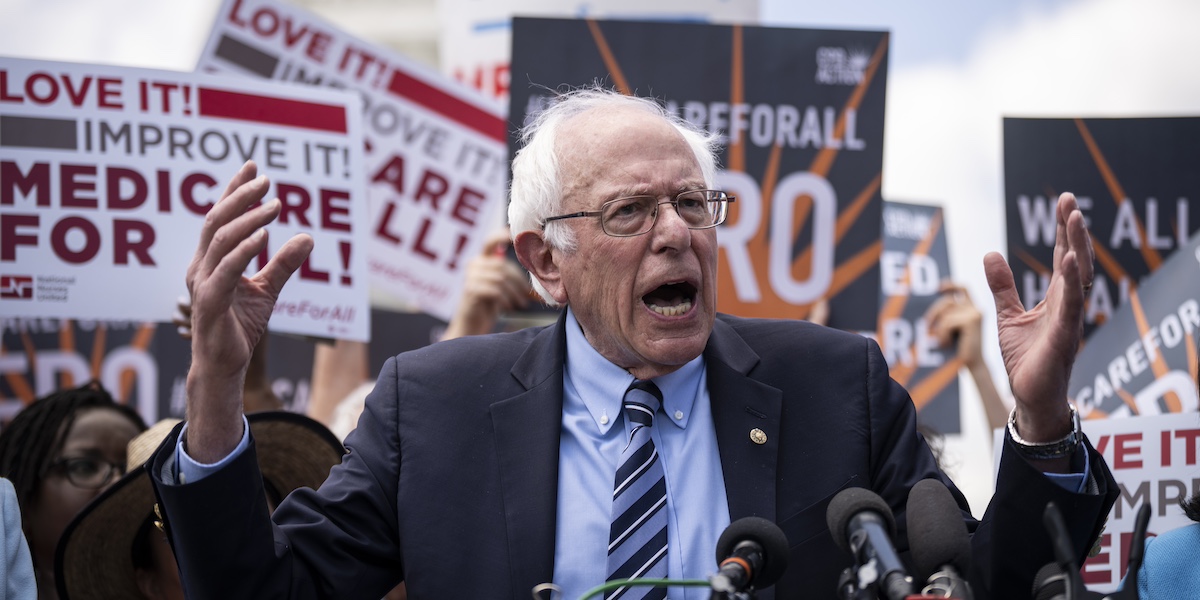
[1075,119,1162,272]
[586,19,630,96]
[2,320,157,408]
[583,22,890,324]
[1128,290,1182,412]
[877,210,946,398]
[717,33,890,321]
[909,359,965,411]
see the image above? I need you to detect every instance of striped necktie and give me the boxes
[606,379,669,600]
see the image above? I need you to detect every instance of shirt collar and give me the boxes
[563,308,704,434]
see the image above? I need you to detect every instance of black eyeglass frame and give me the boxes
[540,190,736,237]
[48,456,126,490]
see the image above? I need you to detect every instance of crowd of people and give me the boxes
[0,86,1193,600]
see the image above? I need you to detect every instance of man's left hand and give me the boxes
[983,192,1092,450]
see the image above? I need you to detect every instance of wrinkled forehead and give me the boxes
[556,105,688,159]
[555,106,703,199]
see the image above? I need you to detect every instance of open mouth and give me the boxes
[643,282,697,317]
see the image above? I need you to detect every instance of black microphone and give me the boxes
[905,479,974,600]
[826,487,914,600]
[1031,501,1153,600]
[1112,503,1151,599]
[710,516,789,596]
[1032,502,1104,600]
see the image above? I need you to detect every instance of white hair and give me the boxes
[508,86,722,305]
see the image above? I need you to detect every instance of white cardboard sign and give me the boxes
[197,0,509,320]
[0,57,370,341]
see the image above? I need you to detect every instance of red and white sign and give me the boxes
[0,57,369,340]
[995,412,1200,593]
[197,0,508,320]
[1080,413,1200,591]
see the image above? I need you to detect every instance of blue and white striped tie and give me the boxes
[606,379,668,600]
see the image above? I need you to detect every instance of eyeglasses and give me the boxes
[49,456,126,489]
[541,190,735,237]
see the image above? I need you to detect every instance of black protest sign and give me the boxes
[879,201,961,433]
[0,308,449,429]
[1068,232,1199,418]
[1003,117,1200,338]
[510,17,888,331]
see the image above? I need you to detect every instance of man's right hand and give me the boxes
[184,161,313,463]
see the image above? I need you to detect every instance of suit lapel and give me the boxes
[705,319,784,600]
[705,318,783,524]
[491,312,567,598]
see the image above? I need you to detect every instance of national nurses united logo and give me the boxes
[815,47,870,85]
[0,276,33,300]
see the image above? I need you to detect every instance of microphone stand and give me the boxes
[575,578,711,600]
[708,587,755,600]
[837,567,880,599]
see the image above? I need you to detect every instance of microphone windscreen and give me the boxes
[1032,562,1067,600]
[825,487,896,554]
[906,478,972,580]
[715,516,790,588]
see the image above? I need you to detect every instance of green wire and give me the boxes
[577,578,711,600]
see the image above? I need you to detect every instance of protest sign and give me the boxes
[879,201,960,433]
[436,0,758,101]
[0,57,369,340]
[989,412,1200,592]
[0,308,446,427]
[1077,413,1200,592]
[1003,117,1200,338]
[197,0,508,320]
[0,318,166,423]
[510,18,888,331]
[1068,231,1200,419]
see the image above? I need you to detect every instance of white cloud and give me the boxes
[879,0,1200,512]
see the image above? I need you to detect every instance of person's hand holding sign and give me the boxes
[984,191,1094,471]
[183,161,313,463]
[442,227,532,341]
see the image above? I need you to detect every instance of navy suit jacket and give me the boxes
[150,312,1117,599]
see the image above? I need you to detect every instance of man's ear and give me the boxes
[514,229,568,304]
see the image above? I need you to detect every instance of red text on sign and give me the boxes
[0,70,123,109]
[226,0,333,64]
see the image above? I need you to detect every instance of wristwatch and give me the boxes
[1007,403,1082,460]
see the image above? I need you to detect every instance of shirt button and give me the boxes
[674,410,684,420]
[600,414,609,425]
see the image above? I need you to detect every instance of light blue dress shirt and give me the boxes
[551,309,729,600]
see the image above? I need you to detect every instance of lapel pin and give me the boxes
[750,428,767,445]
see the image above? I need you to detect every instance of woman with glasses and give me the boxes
[0,381,146,600]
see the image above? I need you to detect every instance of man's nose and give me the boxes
[651,201,693,247]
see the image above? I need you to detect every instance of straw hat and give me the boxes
[55,411,345,600]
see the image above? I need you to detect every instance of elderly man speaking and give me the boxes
[149,87,1115,600]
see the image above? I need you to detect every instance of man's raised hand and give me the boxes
[984,192,1093,452]
[184,161,313,462]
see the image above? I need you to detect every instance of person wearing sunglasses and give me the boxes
[0,381,146,599]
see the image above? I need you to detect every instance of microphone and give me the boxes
[905,479,974,600]
[1033,502,1151,600]
[1031,502,1104,600]
[1114,503,1151,598]
[710,516,789,596]
[826,487,913,600]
